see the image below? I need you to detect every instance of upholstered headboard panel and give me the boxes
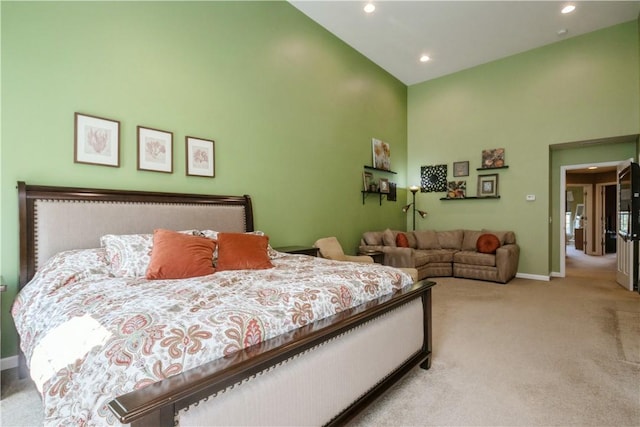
[18,182,254,288]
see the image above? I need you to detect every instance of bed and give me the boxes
[13,182,435,426]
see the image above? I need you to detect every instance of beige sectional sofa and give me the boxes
[359,229,520,284]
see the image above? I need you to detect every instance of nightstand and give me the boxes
[274,246,319,257]
[359,250,384,264]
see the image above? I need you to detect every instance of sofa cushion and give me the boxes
[462,230,483,251]
[396,232,410,247]
[406,232,418,249]
[454,250,496,267]
[363,231,383,246]
[382,229,396,247]
[482,229,516,245]
[414,230,441,249]
[477,233,501,254]
[416,249,456,264]
[437,230,463,250]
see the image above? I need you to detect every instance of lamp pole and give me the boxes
[409,186,420,231]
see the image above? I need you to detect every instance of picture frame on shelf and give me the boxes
[477,173,499,197]
[446,181,466,199]
[137,126,173,173]
[388,182,397,201]
[363,171,373,191]
[481,148,505,169]
[186,136,215,177]
[74,112,120,167]
[453,161,469,177]
[379,178,390,193]
[372,138,391,171]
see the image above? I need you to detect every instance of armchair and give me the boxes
[313,237,374,263]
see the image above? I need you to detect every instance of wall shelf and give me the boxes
[364,165,397,174]
[476,165,509,171]
[361,190,391,205]
[439,196,501,201]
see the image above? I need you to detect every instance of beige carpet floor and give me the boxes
[2,246,639,426]
[349,247,640,426]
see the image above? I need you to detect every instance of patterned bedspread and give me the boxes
[12,248,412,426]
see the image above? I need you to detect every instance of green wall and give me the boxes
[408,20,639,277]
[0,2,408,358]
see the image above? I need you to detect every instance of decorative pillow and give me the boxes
[363,231,383,246]
[382,229,396,247]
[200,229,281,259]
[396,232,410,248]
[482,229,516,245]
[146,229,216,279]
[476,233,501,254]
[101,230,200,277]
[414,230,441,250]
[101,233,154,277]
[216,232,274,271]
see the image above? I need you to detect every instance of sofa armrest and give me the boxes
[381,247,416,268]
[496,244,520,283]
[344,255,374,263]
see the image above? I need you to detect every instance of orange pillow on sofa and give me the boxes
[396,232,410,248]
[146,229,216,279]
[476,233,501,254]
[216,232,274,271]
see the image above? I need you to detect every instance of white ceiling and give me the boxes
[289,1,640,85]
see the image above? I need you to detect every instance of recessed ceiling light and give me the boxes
[588,166,598,170]
[364,3,375,13]
[419,54,431,63]
[561,4,576,14]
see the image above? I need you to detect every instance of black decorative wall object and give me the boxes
[421,164,447,192]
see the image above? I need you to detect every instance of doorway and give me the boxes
[559,161,620,277]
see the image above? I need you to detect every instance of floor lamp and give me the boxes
[402,185,427,230]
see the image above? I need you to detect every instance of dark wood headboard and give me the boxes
[18,182,253,289]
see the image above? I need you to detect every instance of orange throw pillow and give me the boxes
[146,229,216,279]
[396,232,410,248]
[476,233,501,254]
[216,232,274,271]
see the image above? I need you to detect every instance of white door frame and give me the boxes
[559,161,621,277]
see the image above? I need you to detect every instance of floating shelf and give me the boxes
[476,165,509,171]
[440,196,501,201]
[364,165,397,174]
[361,190,391,205]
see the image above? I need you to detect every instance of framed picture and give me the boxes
[186,136,215,177]
[477,174,499,197]
[74,112,120,167]
[388,182,397,201]
[453,161,469,177]
[372,138,391,171]
[379,178,390,193]
[447,181,466,199]
[363,171,373,191]
[481,148,505,169]
[420,164,447,192]
[137,126,173,173]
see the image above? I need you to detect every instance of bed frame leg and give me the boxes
[420,286,433,371]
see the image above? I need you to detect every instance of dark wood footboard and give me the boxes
[108,280,436,426]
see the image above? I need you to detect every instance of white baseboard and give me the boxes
[550,271,563,278]
[1,355,18,371]
[516,272,550,281]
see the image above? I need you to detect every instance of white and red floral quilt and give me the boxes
[12,248,411,426]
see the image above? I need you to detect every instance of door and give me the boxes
[616,161,639,291]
